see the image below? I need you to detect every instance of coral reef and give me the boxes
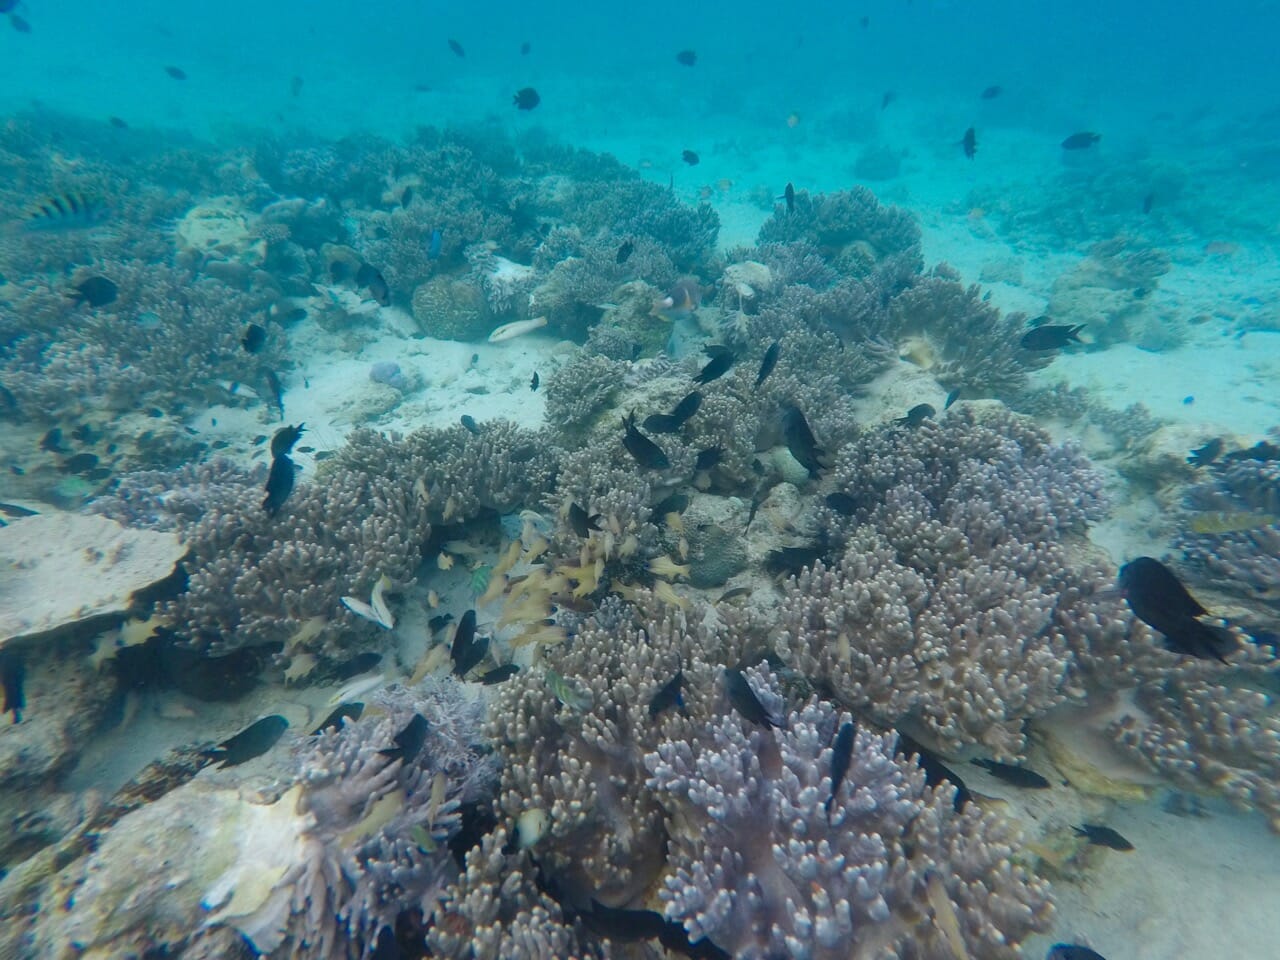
[646,668,1053,959]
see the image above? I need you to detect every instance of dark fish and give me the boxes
[448,38,465,57]
[682,150,700,166]
[20,193,104,232]
[1142,192,1155,214]
[371,926,399,960]
[108,115,128,129]
[211,715,288,768]
[311,702,364,735]
[1020,323,1084,351]
[164,65,187,79]
[671,390,703,424]
[1074,823,1133,851]
[251,435,268,447]
[69,276,118,308]
[944,388,961,409]
[356,263,391,306]
[779,182,795,213]
[1187,438,1223,467]
[290,75,303,97]
[0,3,17,15]
[675,49,697,66]
[765,544,824,577]
[378,713,429,764]
[755,340,780,387]
[1062,131,1101,150]
[0,502,38,519]
[896,403,935,427]
[582,899,667,941]
[1,650,25,723]
[428,613,454,633]
[59,452,99,475]
[724,668,778,729]
[980,85,1002,99]
[479,664,520,684]
[426,227,442,258]
[641,392,701,434]
[694,350,734,384]
[460,414,481,435]
[241,322,267,354]
[264,369,285,419]
[270,423,305,457]
[961,127,977,159]
[513,87,540,110]
[824,720,856,819]
[896,733,971,810]
[1222,440,1280,463]
[616,239,634,264]
[649,670,686,718]
[520,40,531,55]
[716,586,751,603]
[262,453,296,516]
[1119,556,1234,662]
[1048,945,1107,960]
[530,371,539,391]
[824,492,858,516]
[9,13,29,33]
[970,758,1050,789]
[569,502,604,538]
[652,492,689,516]
[694,447,722,471]
[40,427,65,453]
[621,413,670,469]
[451,611,489,677]
[782,405,823,476]
[881,90,896,110]
[333,651,382,680]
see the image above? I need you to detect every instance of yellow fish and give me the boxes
[1189,511,1276,535]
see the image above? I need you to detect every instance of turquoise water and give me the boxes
[1,2,1280,958]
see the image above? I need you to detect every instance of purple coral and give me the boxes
[369,359,410,391]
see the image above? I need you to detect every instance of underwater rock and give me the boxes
[175,196,265,267]
[412,276,493,341]
[0,512,184,648]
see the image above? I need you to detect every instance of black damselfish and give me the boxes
[970,758,1051,789]
[896,403,935,427]
[210,715,289,768]
[569,502,604,538]
[755,340,780,387]
[621,413,670,469]
[1074,823,1132,851]
[379,713,429,764]
[262,453,296,516]
[694,350,734,384]
[649,670,686,718]
[1021,323,1084,350]
[69,276,118,308]
[782,405,823,476]
[1119,556,1234,662]
[724,668,778,729]
[1,650,25,723]
[270,423,305,457]
[312,702,364,735]
[824,720,856,819]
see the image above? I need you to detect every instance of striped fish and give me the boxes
[17,193,105,232]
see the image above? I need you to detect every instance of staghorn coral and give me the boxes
[543,353,629,443]
[757,187,922,272]
[777,406,1107,757]
[645,667,1053,960]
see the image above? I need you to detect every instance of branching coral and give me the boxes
[645,667,1053,959]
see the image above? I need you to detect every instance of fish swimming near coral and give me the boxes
[311,702,364,735]
[1062,131,1101,150]
[208,715,289,768]
[681,149,699,165]
[1074,823,1133,851]
[479,664,520,684]
[270,422,305,457]
[944,387,962,409]
[1020,323,1084,351]
[654,279,701,319]
[1222,440,1280,463]
[451,610,489,677]
[694,447,722,471]
[724,668,779,729]
[782,405,824,476]
[779,182,795,213]
[513,86,540,110]
[1,650,25,723]
[530,371,539,391]
[970,758,1051,789]
[262,452,296,516]
[1186,438,1224,467]
[896,732,971,810]
[765,543,825,577]
[824,491,858,516]
[68,276,118,308]
[263,368,286,419]
[895,403,935,428]
[569,502,604,538]
[355,263,391,306]
[755,340,780,387]
[644,391,703,433]
[488,315,548,342]
[15,192,106,232]
[694,349,734,384]
[545,669,592,711]
[616,239,634,264]
[1048,943,1107,960]
[379,713,429,764]
[649,670,686,718]
[1188,511,1277,535]
[960,127,977,159]
[824,720,856,820]
[241,322,267,354]
[621,413,670,469]
[427,227,442,259]
[460,414,481,435]
[1119,556,1235,662]
[341,574,396,630]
